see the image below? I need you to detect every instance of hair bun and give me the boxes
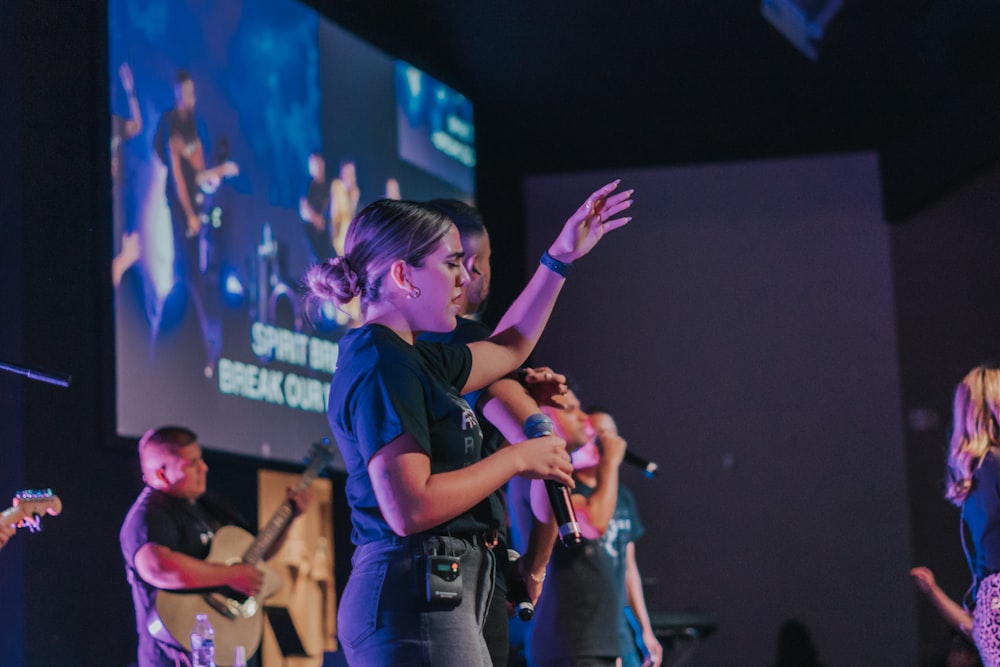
[332,256,361,297]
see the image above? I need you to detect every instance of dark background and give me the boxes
[2,0,1000,664]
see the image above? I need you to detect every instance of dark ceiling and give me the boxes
[311,0,1000,220]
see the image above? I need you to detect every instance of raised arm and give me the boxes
[462,181,632,393]
[574,433,626,536]
[479,367,568,440]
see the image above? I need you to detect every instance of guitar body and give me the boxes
[154,526,281,666]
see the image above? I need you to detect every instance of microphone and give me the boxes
[505,549,534,621]
[623,450,658,479]
[523,413,582,549]
[0,360,72,387]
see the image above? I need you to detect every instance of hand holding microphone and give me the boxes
[590,411,659,480]
[524,413,582,548]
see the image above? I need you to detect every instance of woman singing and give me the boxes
[303,181,632,666]
[946,365,1000,666]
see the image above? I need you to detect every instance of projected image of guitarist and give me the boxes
[120,426,311,667]
[156,70,239,379]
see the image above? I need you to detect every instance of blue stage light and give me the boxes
[221,266,245,308]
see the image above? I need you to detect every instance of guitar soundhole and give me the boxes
[206,591,260,620]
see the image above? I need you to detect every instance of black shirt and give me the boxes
[120,487,251,666]
[328,324,486,545]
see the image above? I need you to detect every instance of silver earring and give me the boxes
[407,286,421,299]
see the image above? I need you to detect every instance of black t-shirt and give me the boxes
[421,317,511,587]
[157,108,203,221]
[530,535,621,662]
[528,478,643,662]
[328,324,486,545]
[120,487,251,666]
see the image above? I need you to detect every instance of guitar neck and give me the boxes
[240,466,322,565]
[242,503,294,565]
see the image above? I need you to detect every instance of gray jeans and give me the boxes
[338,534,496,666]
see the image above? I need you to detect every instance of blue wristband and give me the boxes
[540,250,572,278]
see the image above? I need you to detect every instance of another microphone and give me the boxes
[523,413,582,549]
[505,549,534,620]
[0,360,72,387]
[623,450,659,479]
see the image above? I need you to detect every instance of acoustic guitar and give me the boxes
[153,441,333,666]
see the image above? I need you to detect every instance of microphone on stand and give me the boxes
[0,360,72,387]
[523,413,582,549]
[623,450,659,479]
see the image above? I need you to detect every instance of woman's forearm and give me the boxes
[464,266,565,392]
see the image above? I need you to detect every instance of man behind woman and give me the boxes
[304,181,633,665]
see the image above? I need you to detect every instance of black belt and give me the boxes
[441,528,499,549]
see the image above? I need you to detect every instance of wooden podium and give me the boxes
[257,469,338,667]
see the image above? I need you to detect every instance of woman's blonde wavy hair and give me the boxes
[946,365,1000,506]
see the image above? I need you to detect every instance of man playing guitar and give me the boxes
[120,426,310,667]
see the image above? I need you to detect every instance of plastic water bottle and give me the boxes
[190,613,216,667]
[233,645,247,667]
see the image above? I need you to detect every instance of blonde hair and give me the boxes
[303,199,453,315]
[946,366,1000,505]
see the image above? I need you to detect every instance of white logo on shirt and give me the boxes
[461,406,479,431]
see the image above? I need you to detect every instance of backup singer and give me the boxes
[945,365,1000,666]
[303,181,633,666]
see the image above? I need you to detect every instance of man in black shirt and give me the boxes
[120,426,309,667]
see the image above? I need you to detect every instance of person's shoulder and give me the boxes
[352,325,412,359]
[122,487,173,528]
[337,325,420,380]
[414,337,472,376]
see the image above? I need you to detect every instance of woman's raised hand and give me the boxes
[547,179,633,264]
